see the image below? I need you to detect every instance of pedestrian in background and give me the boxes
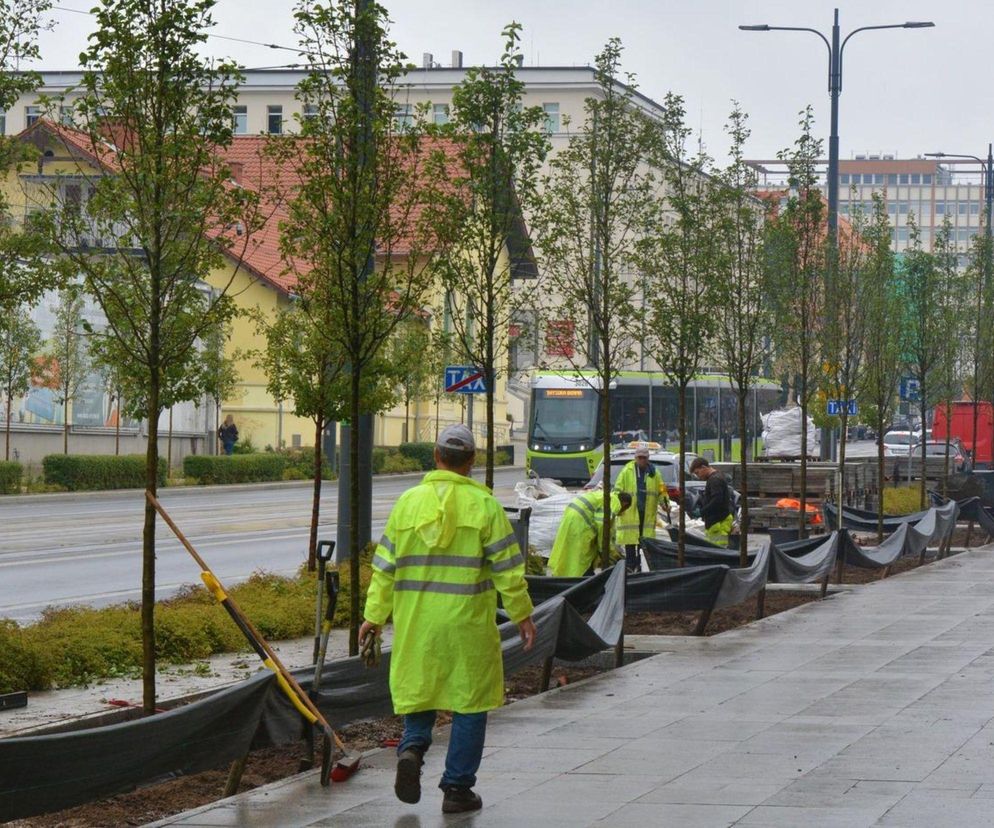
[218,415,238,455]
[359,424,536,814]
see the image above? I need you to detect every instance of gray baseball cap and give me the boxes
[437,424,476,452]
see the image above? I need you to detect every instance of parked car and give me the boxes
[883,430,916,457]
[911,439,972,473]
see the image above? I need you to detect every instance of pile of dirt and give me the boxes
[624,590,816,636]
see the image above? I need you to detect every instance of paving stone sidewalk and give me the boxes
[153,548,994,828]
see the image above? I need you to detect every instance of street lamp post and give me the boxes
[924,147,994,468]
[741,9,933,460]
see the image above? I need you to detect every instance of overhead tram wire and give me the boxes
[51,4,304,55]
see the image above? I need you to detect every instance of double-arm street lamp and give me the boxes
[740,9,934,459]
[924,147,994,466]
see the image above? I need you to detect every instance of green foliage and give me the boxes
[42,454,166,491]
[475,449,511,467]
[46,284,89,447]
[0,619,53,693]
[398,441,435,470]
[0,460,21,493]
[0,304,42,459]
[183,453,287,485]
[231,436,257,455]
[277,446,335,480]
[380,453,422,474]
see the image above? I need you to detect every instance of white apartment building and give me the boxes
[748,154,987,264]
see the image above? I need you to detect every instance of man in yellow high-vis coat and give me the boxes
[548,490,632,576]
[614,446,669,572]
[359,424,535,815]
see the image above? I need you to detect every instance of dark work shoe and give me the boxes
[441,786,483,814]
[394,748,424,804]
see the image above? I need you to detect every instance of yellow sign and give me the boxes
[544,389,585,398]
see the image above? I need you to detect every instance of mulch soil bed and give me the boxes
[10,534,977,827]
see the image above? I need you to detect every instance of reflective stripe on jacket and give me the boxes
[548,491,621,577]
[363,469,533,715]
[613,461,668,545]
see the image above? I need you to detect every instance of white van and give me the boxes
[883,430,915,457]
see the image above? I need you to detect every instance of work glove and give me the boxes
[360,628,381,668]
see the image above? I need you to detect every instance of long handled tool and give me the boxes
[146,492,360,785]
[303,543,339,770]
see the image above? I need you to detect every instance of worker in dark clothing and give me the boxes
[688,457,733,547]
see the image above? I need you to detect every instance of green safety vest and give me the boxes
[364,469,533,715]
[548,491,621,577]
[613,461,669,545]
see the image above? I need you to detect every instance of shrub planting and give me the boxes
[183,453,287,484]
[0,461,22,494]
[42,454,166,491]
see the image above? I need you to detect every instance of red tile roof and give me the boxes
[20,121,471,297]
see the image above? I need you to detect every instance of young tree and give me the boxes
[856,195,902,540]
[47,284,89,454]
[763,107,826,537]
[931,219,969,499]
[275,0,441,654]
[534,39,659,568]
[37,0,259,713]
[823,192,871,500]
[902,216,946,509]
[713,104,770,565]
[432,23,549,488]
[0,304,41,460]
[389,317,434,444]
[640,93,720,566]
[0,1,56,313]
[199,321,240,455]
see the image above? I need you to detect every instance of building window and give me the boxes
[936,202,945,215]
[24,105,41,127]
[394,104,413,132]
[887,201,897,215]
[959,202,969,215]
[897,227,909,242]
[874,174,883,185]
[958,228,970,242]
[840,174,849,185]
[267,105,283,135]
[0,108,6,135]
[922,174,932,185]
[232,105,247,135]
[59,105,74,126]
[840,203,849,215]
[432,104,449,126]
[899,174,909,185]
[898,202,909,214]
[545,319,574,358]
[887,173,897,186]
[542,102,560,134]
[301,104,319,125]
[971,202,980,215]
[911,174,921,185]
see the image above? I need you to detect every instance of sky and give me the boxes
[37,0,990,165]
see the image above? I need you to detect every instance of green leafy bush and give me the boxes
[276,446,335,480]
[371,446,388,473]
[0,620,52,693]
[42,454,166,491]
[0,461,22,494]
[883,485,924,515]
[474,449,512,467]
[398,442,435,470]
[183,454,287,484]
[380,453,422,474]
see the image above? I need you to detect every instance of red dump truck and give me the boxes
[932,401,993,466]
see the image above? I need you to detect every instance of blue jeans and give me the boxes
[397,710,487,789]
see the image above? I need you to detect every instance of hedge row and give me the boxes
[0,461,21,494]
[43,454,167,491]
[184,453,287,485]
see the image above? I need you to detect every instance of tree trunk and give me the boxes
[942,400,952,499]
[599,378,612,569]
[737,387,749,567]
[142,384,160,714]
[876,409,886,543]
[485,365,495,490]
[919,392,928,509]
[5,393,11,461]
[348,371,361,657]
[799,371,808,539]
[308,416,323,572]
[167,408,173,473]
[63,396,69,454]
[677,383,687,567]
[838,408,849,510]
[115,392,121,455]
[403,396,410,445]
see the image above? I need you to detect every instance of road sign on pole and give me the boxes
[445,365,487,394]
[899,377,921,402]
[827,399,858,416]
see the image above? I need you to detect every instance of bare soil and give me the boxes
[9,539,968,827]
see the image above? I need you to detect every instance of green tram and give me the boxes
[526,371,783,483]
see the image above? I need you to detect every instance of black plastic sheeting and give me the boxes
[823,501,930,532]
[1,565,627,822]
[944,496,994,538]
[768,532,841,584]
[839,501,959,569]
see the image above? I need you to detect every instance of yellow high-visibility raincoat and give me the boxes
[613,461,669,545]
[364,469,533,715]
[548,491,622,577]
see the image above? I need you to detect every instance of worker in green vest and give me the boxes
[548,490,632,577]
[614,445,670,572]
[359,425,536,815]
[689,456,734,546]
